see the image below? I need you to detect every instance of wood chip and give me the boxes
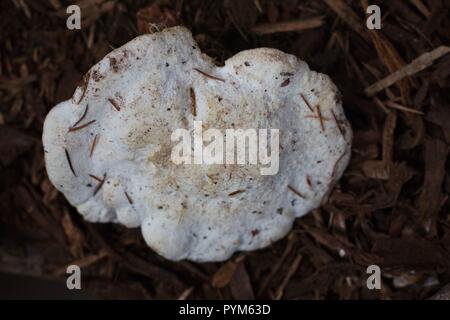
[382,110,397,166]
[410,0,431,18]
[177,287,194,300]
[323,0,367,36]
[211,255,245,288]
[257,234,297,296]
[230,262,255,300]
[274,254,302,300]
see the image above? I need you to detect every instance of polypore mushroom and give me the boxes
[43,26,351,262]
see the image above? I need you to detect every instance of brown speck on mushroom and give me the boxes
[280,78,290,87]
[288,185,306,199]
[251,229,259,236]
[109,57,119,72]
[92,70,103,82]
[108,98,121,111]
[193,68,225,82]
[64,148,77,177]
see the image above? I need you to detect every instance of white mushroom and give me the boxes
[43,26,351,262]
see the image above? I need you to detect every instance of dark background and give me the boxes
[1,0,450,299]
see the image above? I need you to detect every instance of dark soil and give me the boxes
[1,0,450,299]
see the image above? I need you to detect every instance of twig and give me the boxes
[68,119,96,132]
[305,105,330,131]
[190,88,196,117]
[89,134,99,157]
[288,185,306,198]
[52,250,108,276]
[365,46,450,96]
[251,16,324,35]
[124,191,133,205]
[226,9,249,42]
[93,173,106,196]
[178,287,195,300]
[385,101,424,115]
[193,68,225,82]
[89,174,103,182]
[382,110,397,166]
[410,0,431,18]
[76,72,90,104]
[332,150,348,178]
[324,0,367,36]
[253,0,263,13]
[316,105,325,131]
[274,254,303,300]
[257,234,297,296]
[300,93,314,112]
[108,98,121,111]
[228,190,245,196]
[71,104,89,128]
[64,148,77,177]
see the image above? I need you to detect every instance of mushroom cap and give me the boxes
[43,26,351,262]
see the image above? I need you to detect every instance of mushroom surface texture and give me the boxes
[43,26,352,262]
